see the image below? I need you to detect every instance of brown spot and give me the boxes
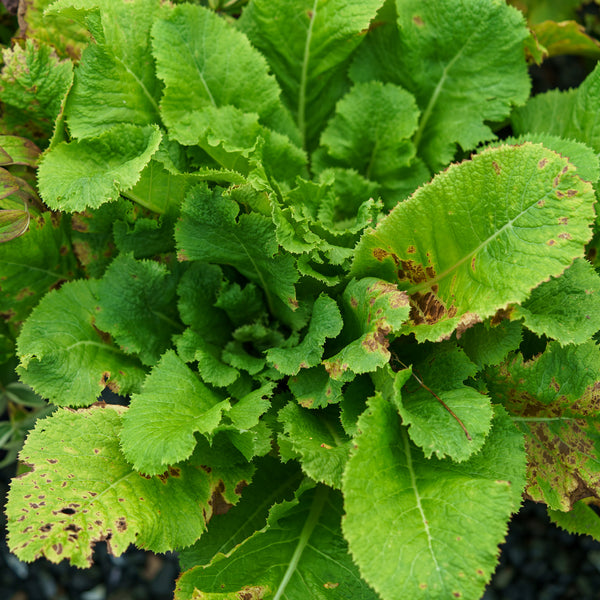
[476,569,485,576]
[538,158,548,169]
[52,543,63,555]
[553,176,560,187]
[407,245,416,254]
[537,199,545,207]
[419,583,427,589]
[47,459,58,464]
[323,582,339,589]
[235,480,248,496]
[490,306,514,325]
[373,247,389,261]
[558,233,572,240]
[168,466,181,477]
[453,593,462,598]
[350,296,358,307]
[99,372,110,386]
[59,507,76,515]
[115,518,127,532]
[492,161,501,175]
[559,217,568,225]
[40,524,52,532]
[409,291,456,325]
[470,256,476,272]
[200,465,212,474]
[210,482,234,516]
[139,473,151,479]
[93,448,100,454]
[547,239,556,246]
[413,15,424,26]
[556,190,564,198]
[65,524,81,533]
[567,189,577,197]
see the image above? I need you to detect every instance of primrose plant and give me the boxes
[3,0,600,599]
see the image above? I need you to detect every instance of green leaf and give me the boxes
[176,184,298,318]
[512,62,600,153]
[342,395,526,600]
[531,20,600,61]
[396,344,494,462]
[458,318,523,369]
[239,0,384,150]
[0,213,78,324]
[350,0,530,170]
[175,484,379,600]
[351,144,596,342]
[37,124,162,212]
[0,39,74,134]
[120,350,229,475]
[63,0,163,138]
[316,81,419,182]
[323,278,410,379]
[153,3,294,142]
[266,294,342,376]
[179,456,302,570]
[514,258,600,345]
[6,405,237,567]
[0,135,41,167]
[486,341,600,511]
[278,403,350,489]
[547,499,600,541]
[288,366,344,409]
[94,254,180,366]
[16,280,146,407]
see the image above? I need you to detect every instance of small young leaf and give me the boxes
[288,365,344,409]
[17,280,146,406]
[342,396,525,600]
[458,318,523,369]
[352,144,596,342]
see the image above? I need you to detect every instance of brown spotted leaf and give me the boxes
[486,341,600,511]
[322,278,410,380]
[6,405,251,567]
[351,143,596,342]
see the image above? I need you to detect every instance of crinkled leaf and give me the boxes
[120,350,229,475]
[278,403,350,489]
[458,318,523,369]
[175,484,378,600]
[316,81,419,183]
[38,124,162,212]
[324,278,410,379]
[350,0,530,170]
[288,366,344,409]
[486,341,600,510]
[514,258,600,345]
[176,184,298,318]
[352,144,596,342]
[0,213,78,324]
[0,39,74,134]
[16,280,146,406]
[153,3,294,143]
[6,406,221,566]
[94,254,180,366]
[239,0,384,150]
[342,395,526,600]
[62,0,163,138]
[266,294,342,376]
[394,344,493,462]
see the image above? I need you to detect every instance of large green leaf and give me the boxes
[238,0,384,150]
[0,212,78,325]
[342,395,526,600]
[120,350,230,475]
[350,0,530,170]
[37,124,162,212]
[175,483,379,600]
[486,341,600,511]
[6,405,244,567]
[176,184,299,319]
[351,144,596,342]
[16,280,146,406]
[58,0,163,138]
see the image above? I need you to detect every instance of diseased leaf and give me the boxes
[532,20,600,60]
[94,254,180,366]
[266,294,342,376]
[239,0,384,150]
[342,395,526,600]
[16,280,146,407]
[288,365,344,409]
[0,135,41,167]
[351,144,596,342]
[278,403,350,489]
[514,258,600,345]
[120,350,230,475]
[486,341,600,511]
[350,0,530,170]
[323,278,410,379]
[6,405,245,567]
[176,184,298,318]
[37,124,162,212]
[175,484,379,600]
